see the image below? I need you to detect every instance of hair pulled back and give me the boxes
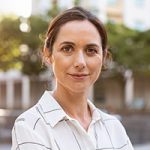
[43,6,108,57]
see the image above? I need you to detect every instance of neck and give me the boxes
[52,86,92,130]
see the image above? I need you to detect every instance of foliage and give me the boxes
[20,16,48,75]
[47,0,60,19]
[0,16,48,75]
[0,1,60,76]
[74,0,81,6]
[0,18,22,71]
[106,23,150,73]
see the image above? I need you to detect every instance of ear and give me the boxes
[102,48,112,71]
[102,48,108,63]
[45,56,52,65]
[43,47,53,65]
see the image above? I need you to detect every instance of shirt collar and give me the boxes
[38,91,101,128]
[88,100,101,122]
[37,91,67,127]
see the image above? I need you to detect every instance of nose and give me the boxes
[73,51,86,70]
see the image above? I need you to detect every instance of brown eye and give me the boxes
[61,45,73,53]
[86,48,98,56]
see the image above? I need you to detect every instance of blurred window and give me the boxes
[134,0,145,7]
[107,0,118,6]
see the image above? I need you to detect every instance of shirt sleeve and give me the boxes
[11,120,52,150]
[127,137,134,150]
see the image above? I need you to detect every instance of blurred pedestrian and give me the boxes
[11,6,133,150]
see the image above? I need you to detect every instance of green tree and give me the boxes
[20,16,48,75]
[0,1,61,75]
[21,0,61,75]
[0,16,48,75]
[74,0,81,6]
[106,23,150,73]
[47,0,60,18]
[0,18,22,71]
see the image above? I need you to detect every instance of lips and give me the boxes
[67,73,89,80]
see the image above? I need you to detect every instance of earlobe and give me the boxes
[45,56,52,64]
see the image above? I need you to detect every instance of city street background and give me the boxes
[1,0,150,150]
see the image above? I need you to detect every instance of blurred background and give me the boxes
[0,0,150,149]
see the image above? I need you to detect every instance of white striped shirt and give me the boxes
[11,91,134,150]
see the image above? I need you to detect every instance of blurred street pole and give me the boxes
[6,78,14,109]
[124,69,134,107]
[22,76,30,109]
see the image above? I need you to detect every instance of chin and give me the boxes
[68,86,89,94]
[57,81,91,94]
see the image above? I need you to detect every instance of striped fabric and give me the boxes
[11,91,134,150]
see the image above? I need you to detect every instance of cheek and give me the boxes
[90,57,103,71]
[52,56,69,74]
[94,62,102,80]
[52,61,62,74]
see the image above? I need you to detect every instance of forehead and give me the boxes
[59,20,99,34]
[55,20,101,43]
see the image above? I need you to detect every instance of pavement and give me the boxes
[134,143,150,150]
[0,144,11,150]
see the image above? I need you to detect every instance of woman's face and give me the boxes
[49,20,104,93]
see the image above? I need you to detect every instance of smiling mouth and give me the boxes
[67,73,89,80]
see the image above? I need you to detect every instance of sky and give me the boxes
[0,0,32,17]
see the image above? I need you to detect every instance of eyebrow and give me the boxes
[60,41,100,48]
[60,41,75,46]
[86,43,101,48]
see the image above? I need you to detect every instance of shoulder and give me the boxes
[12,105,53,149]
[97,109,134,149]
[14,104,41,130]
[98,109,120,121]
[98,109,126,134]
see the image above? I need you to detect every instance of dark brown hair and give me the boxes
[43,6,108,57]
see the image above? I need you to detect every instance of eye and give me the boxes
[86,47,98,56]
[61,45,73,54]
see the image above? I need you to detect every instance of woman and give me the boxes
[11,7,133,150]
